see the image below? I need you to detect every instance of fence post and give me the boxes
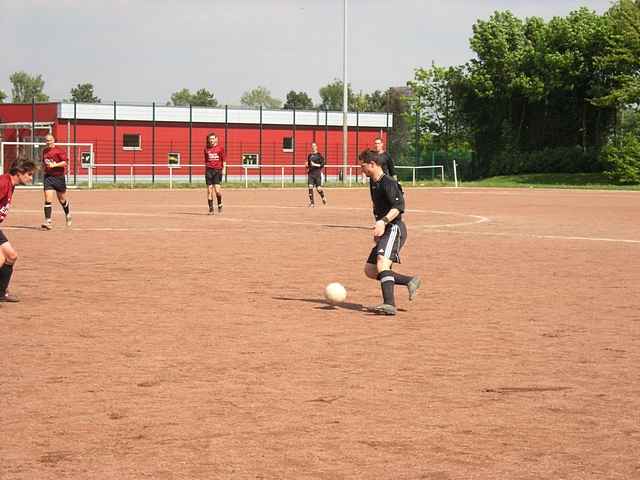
[453,160,458,187]
[113,100,117,183]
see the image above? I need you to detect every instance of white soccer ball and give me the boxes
[325,282,347,304]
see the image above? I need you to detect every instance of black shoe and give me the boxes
[208,208,214,215]
[218,205,223,214]
[0,293,20,303]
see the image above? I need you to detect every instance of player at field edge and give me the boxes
[41,134,72,230]
[307,141,327,207]
[359,149,420,316]
[373,137,396,179]
[0,159,36,303]
[204,132,225,214]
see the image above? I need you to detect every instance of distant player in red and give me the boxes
[0,159,36,303]
[41,134,72,229]
[204,132,225,214]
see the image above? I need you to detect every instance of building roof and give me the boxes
[57,102,393,128]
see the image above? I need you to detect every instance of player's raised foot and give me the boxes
[41,220,52,230]
[0,292,20,303]
[65,213,72,227]
[407,276,422,301]
[322,197,327,205]
[370,303,397,316]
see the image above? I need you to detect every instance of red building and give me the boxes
[0,102,392,184]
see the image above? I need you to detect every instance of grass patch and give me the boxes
[461,173,640,190]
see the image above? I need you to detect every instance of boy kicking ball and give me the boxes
[359,149,421,315]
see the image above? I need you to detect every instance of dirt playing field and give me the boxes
[1,186,639,479]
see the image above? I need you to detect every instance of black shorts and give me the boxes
[44,175,67,193]
[367,220,407,264]
[205,168,223,186]
[308,172,322,188]
[0,229,8,246]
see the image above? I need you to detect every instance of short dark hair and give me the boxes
[9,159,36,175]
[358,148,380,164]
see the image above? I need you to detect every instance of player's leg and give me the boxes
[205,169,215,214]
[364,262,378,279]
[316,183,326,205]
[365,241,396,314]
[207,185,215,214]
[42,184,55,229]
[307,178,315,207]
[372,222,407,314]
[0,236,19,302]
[383,221,421,301]
[214,180,223,213]
[375,254,397,314]
[56,185,72,227]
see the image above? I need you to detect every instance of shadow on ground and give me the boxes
[273,296,368,313]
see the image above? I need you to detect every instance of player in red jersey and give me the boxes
[204,132,225,214]
[41,134,72,230]
[0,159,36,303]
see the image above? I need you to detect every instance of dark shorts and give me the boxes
[205,168,223,186]
[44,175,67,193]
[0,229,8,246]
[308,171,322,188]
[367,220,407,264]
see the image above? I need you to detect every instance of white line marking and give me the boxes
[427,229,640,245]
[8,208,638,244]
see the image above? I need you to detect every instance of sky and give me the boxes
[1,0,612,106]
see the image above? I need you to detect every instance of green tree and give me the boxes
[595,0,640,107]
[384,87,412,164]
[283,90,314,109]
[70,83,100,103]
[408,65,471,151]
[353,89,389,112]
[457,8,617,175]
[10,71,49,103]
[0,90,6,103]
[318,79,355,110]
[603,131,640,182]
[169,88,218,107]
[240,86,282,109]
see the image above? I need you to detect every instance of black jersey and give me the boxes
[369,174,405,222]
[307,153,325,174]
[378,152,396,177]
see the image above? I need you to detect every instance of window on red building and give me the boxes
[123,134,142,150]
[282,137,294,152]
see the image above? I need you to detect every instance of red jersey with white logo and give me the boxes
[204,145,225,170]
[0,173,15,224]
[42,146,67,177]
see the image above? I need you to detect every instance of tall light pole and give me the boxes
[342,0,348,183]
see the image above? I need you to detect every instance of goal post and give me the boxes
[395,165,445,185]
[1,141,95,187]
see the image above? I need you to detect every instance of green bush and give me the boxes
[487,145,599,176]
[603,133,640,184]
